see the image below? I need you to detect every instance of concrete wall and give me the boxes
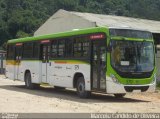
[156,56,160,81]
[153,33,160,82]
[156,48,160,82]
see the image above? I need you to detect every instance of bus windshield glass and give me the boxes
[110,29,152,39]
[110,40,154,73]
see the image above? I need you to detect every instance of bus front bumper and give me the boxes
[106,77,156,94]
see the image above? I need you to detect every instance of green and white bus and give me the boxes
[6,27,156,98]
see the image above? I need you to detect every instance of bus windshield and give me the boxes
[110,29,152,39]
[110,40,154,73]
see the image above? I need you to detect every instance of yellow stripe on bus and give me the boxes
[6,60,89,65]
[53,60,89,64]
[6,60,21,66]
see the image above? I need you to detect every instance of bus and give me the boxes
[6,27,156,98]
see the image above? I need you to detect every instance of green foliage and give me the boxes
[16,30,30,38]
[1,42,7,50]
[0,0,160,48]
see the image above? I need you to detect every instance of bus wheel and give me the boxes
[76,77,90,98]
[25,72,34,89]
[54,86,65,90]
[114,94,126,98]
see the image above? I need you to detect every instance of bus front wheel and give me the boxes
[114,94,126,98]
[76,77,90,98]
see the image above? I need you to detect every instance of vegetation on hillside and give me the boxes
[0,0,160,47]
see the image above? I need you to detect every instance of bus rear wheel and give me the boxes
[76,77,90,98]
[25,72,39,89]
[114,94,126,98]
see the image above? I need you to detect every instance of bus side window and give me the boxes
[57,40,65,58]
[82,41,89,57]
[65,38,73,57]
[7,45,14,60]
[73,36,90,58]
[33,42,39,59]
[23,42,33,59]
[74,37,82,57]
[51,40,58,58]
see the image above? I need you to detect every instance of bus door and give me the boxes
[41,40,50,83]
[14,43,22,80]
[91,40,106,91]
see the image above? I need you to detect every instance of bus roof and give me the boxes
[7,27,108,44]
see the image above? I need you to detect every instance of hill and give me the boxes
[0,0,160,46]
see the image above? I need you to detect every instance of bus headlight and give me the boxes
[110,74,119,84]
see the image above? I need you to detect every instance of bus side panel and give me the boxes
[48,62,74,87]
[18,61,41,83]
[6,63,15,80]
[17,61,23,81]
[48,61,91,91]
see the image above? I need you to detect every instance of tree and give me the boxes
[0,0,160,48]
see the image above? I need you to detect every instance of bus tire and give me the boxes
[25,72,34,89]
[54,86,65,90]
[114,94,126,98]
[76,77,90,98]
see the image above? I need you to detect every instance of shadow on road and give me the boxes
[0,84,150,103]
